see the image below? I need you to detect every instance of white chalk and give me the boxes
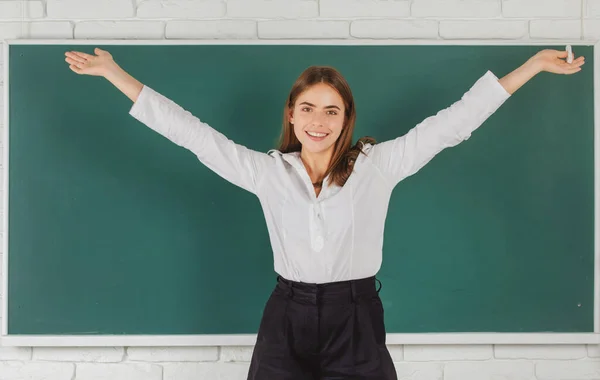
[566,45,573,64]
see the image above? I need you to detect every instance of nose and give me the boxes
[310,110,326,127]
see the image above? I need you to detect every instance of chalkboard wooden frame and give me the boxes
[1,39,598,347]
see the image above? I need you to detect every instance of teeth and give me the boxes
[307,131,327,137]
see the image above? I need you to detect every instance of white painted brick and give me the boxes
[259,20,349,39]
[166,20,256,39]
[0,22,73,39]
[445,361,535,380]
[440,20,527,39]
[137,0,225,18]
[584,19,600,39]
[33,347,124,362]
[76,363,162,380]
[536,360,600,379]
[0,361,74,379]
[0,346,32,360]
[503,0,581,18]
[227,0,318,18]
[163,362,250,380]
[588,0,600,17]
[47,0,135,19]
[388,345,404,361]
[588,344,600,358]
[220,346,253,362]
[495,345,587,359]
[0,1,44,19]
[75,21,164,39]
[320,0,410,18]
[351,20,438,39]
[394,362,443,380]
[411,0,500,18]
[530,20,582,38]
[127,346,218,362]
[404,345,493,361]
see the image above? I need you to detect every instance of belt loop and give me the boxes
[287,280,294,298]
[376,278,382,293]
[350,281,356,303]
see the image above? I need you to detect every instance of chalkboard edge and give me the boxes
[0,333,598,347]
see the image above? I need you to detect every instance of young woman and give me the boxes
[65,46,584,379]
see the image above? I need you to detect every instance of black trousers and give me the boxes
[247,275,398,380]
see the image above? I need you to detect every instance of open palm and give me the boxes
[64,48,115,76]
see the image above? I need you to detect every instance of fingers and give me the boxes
[571,56,585,68]
[68,64,83,74]
[563,64,583,75]
[65,52,87,65]
[564,55,585,74]
[65,50,97,66]
[71,51,94,60]
[565,68,582,75]
[65,56,86,69]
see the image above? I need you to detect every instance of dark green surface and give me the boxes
[8,44,595,335]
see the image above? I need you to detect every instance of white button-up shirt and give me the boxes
[129,70,510,284]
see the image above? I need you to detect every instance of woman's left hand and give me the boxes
[529,49,585,75]
[499,48,585,94]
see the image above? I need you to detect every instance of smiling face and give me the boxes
[289,83,346,156]
[278,66,358,186]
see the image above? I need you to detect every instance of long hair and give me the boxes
[278,66,375,187]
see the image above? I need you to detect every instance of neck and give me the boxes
[300,148,332,185]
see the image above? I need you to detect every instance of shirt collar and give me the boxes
[269,149,334,198]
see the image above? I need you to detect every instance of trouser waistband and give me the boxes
[275,275,382,304]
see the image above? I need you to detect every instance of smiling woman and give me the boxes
[63,46,586,380]
[278,66,376,195]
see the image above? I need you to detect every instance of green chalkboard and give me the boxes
[6,43,595,336]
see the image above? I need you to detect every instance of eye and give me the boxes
[301,107,312,112]
[327,110,338,116]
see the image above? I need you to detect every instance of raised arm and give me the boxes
[65,48,273,195]
[369,48,585,188]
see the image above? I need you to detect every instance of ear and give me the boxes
[288,108,294,124]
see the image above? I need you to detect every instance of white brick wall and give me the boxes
[0,0,597,379]
[411,0,501,18]
[503,0,582,18]
[439,20,529,39]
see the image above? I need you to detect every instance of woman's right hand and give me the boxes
[65,47,144,103]
[64,47,117,77]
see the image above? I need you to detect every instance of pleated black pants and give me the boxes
[247,275,398,380]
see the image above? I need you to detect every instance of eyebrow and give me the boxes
[299,101,341,111]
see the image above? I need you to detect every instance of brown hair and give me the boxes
[278,66,375,187]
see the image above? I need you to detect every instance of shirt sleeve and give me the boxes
[129,85,274,195]
[368,70,511,188]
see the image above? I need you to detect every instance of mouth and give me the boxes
[305,131,329,142]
